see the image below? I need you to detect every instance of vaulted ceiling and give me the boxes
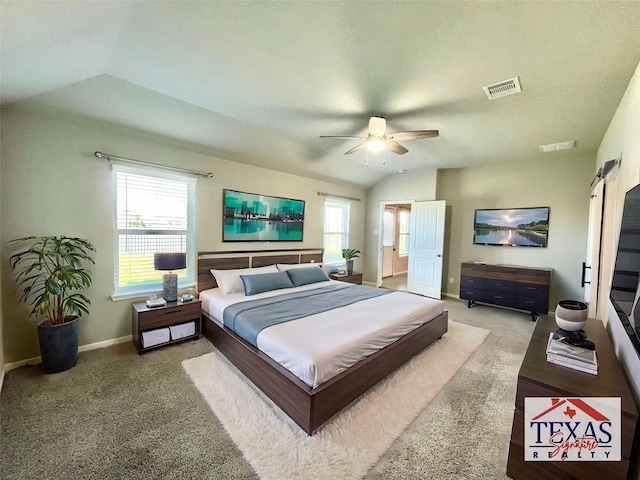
[2,1,640,187]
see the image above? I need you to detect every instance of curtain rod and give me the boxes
[317,191,361,202]
[94,151,213,178]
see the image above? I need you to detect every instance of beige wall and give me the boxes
[363,167,438,283]
[596,60,640,407]
[438,153,594,309]
[0,107,365,364]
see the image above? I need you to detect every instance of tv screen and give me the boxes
[473,207,549,247]
[222,189,305,242]
[610,183,640,354]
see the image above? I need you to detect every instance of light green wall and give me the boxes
[596,60,640,411]
[363,167,438,283]
[437,154,593,308]
[0,108,365,364]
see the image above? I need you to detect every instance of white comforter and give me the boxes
[200,281,444,388]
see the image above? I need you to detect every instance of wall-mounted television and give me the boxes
[610,183,640,355]
[222,189,305,242]
[473,207,550,247]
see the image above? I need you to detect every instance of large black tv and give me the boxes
[473,207,550,247]
[222,189,305,242]
[610,183,640,355]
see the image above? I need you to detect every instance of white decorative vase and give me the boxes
[555,300,588,331]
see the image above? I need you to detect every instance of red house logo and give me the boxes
[524,397,621,461]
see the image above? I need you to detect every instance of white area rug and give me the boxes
[182,320,489,480]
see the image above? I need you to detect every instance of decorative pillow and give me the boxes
[277,263,323,271]
[240,271,294,296]
[210,264,278,294]
[286,266,330,287]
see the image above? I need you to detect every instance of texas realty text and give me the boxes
[524,397,621,461]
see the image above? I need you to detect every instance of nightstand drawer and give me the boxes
[138,302,201,330]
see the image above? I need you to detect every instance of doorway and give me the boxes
[377,200,446,298]
[381,204,410,291]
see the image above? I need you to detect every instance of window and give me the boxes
[323,200,350,264]
[113,165,195,298]
[398,209,410,256]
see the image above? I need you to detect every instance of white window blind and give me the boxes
[383,210,395,247]
[398,209,410,256]
[323,200,350,264]
[113,165,195,298]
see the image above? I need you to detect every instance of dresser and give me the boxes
[460,262,552,320]
[506,316,638,480]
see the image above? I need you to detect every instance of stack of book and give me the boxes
[546,333,598,375]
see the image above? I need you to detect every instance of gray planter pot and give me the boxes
[37,316,79,374]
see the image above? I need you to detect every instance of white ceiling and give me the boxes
[2,1,640,188]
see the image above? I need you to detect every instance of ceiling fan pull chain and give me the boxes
[382,150,386,165]
[366,149,369,167]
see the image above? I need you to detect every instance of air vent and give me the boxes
[483,77,522,100]
[538,141,576,153]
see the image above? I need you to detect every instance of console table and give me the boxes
[460,262,552,320]
[506,316,638,480]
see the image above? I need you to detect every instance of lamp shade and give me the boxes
[154,253,186,271]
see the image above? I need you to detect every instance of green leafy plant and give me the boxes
[341,248,361,260]
[9,236,96,325]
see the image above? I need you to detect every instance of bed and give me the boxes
[197,248,448,435]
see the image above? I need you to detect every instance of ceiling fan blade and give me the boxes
[385,130,439,142]
[344,143,368,155]
[386,141,409,155]
[319,135,366,140]
[368,116,386,136]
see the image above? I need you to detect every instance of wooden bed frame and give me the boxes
[197,248,449,435]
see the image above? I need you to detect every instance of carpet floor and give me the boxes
[0,298,536,479]
[183,321,489,480]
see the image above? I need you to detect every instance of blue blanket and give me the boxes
[223,284,391,347]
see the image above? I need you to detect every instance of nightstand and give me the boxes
[132,299,202,354]
[329,272,362,285]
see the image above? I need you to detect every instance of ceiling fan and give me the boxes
[320,116,439,155]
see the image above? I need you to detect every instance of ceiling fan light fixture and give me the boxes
[366,137,386,152]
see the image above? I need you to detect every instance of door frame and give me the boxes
[377,200,413,287]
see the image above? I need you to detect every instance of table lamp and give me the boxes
[154,253,187,302]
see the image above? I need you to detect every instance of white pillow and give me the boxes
[277,263,323,271]
[210,264,278,294]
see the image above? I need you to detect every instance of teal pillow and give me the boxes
[240,271,294,296]
[286,266,330,287]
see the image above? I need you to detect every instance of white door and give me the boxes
[407,200,446,298]
[382,207,396,278]
[584,181,605,317]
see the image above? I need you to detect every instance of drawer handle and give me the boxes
[527,287,536,290]
[495,296,503,299]
[469,280,476,283]
[496,283,504,286]
[164,310,183,315]
[525,301,535,304]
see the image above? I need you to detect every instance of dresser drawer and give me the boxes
[485,292,516,307]
[461,275,486,289]
[460,288,485,302]
[138,302,201,330]
[486,278,516,294]
[515,296,548,313]
[516,282,549,298]
[461,263,486,277]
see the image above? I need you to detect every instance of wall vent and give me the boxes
[483,77,522,100]
[538,140,576,153]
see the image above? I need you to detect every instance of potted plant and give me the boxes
[9,236,96,374]
[341,248,361,275]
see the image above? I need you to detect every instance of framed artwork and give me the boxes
[222,189,305,242]
[473,207,549,247]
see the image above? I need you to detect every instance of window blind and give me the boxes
[113,165,195,298]
[323,200,350,264]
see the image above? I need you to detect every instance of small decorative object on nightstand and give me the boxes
[132,298,202,354]
[154,252,187,302]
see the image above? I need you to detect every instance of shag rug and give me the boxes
[182,320,489,480]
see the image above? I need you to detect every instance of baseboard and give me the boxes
[442,292,460,300]
[363,281,377,287]
[2,334,132,378]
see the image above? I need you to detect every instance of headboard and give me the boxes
[197,248,324,292]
